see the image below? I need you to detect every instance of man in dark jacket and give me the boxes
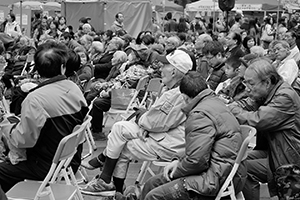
[202,41,227,91]
[141,71,247,200]
[93,37,123,80]
[0,41,88,192]
[225,32,245,59]
[229,58,300,200]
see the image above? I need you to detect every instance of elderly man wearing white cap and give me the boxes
[81,50,193,196]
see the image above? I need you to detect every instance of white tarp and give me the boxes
[62,0,152,37]
[186,0,282,12]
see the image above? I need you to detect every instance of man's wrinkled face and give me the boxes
[274,43,289,61]
[160,63,174,86]
[243,68,269,102]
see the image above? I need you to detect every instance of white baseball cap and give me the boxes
[157,50,193,74]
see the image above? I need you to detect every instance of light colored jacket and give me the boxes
[138,86,186,161]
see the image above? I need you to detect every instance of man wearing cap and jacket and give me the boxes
[81,50,193,196]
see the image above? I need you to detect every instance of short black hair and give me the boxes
[65,50,81,77]
[61,32,72,40]
[34,42,68,78]
[177,32,186,42]
[9,13,16,22]
[232,32,242,46]
[116,12,123,19]
[142,34,155,46]
[202,41,225,56]
[242,35,255,50]
[225,56,242,70]
[180,71,208,98]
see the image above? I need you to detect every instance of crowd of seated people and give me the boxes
[0,10,300,200]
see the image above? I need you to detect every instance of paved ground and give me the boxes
[79,116,271,200]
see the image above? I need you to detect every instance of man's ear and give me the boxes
[61,64,66,75]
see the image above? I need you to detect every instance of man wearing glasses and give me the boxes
[202,41,227,91]
[228,58,300,200]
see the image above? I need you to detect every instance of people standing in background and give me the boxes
[111,13,126,34]
[4,13,21,39]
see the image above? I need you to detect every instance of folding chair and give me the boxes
[59,116,93,185]
[6,118,89,200]
[103,75,150,126]
[215,125,257,200]
[140,78,163,109]
[20,53,34,76]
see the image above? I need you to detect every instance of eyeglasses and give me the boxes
[242,79,264,89]
[206,54,216,60]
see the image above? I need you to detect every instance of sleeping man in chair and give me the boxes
[81,50,192,196]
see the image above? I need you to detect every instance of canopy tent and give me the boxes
[62,0,152,37]
[150,0,183,12]
[285,3,300,11]
[0,0,21,6]
[185,0,220,12]
[186,0,284,12]
[13,1,61,11]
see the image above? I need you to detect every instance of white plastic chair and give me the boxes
[6,117,89,200]
[215,125,257,200]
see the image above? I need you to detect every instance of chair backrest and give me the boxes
[21,53,35,76]
[135,75,150,92]
[52,117,90,164]
[215,125,256,200]
[238,125,257,163]
[73,115,92,146]
[140,78,163,108]
[120,75,150,112]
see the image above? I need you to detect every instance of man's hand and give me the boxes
[138,128,148,142]
[163,160,179,182]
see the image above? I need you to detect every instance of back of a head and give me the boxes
[92,41,104,53]
[225,56,242,70]
[167,36,180,47]
[166,12,172,20]
[65,50,81,77]
[202,41,224,56]
[34,42,68,78]
[250,46,265,57]
[142,34,155,46]
[81,34,93,43]
[113,50,127,64]
[112,37,125,50]
[180,71,208,98]
[197,33,213,43]
[61,32,72,40]
[248,58,281,85]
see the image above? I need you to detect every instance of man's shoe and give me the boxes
[92,132,107,141]
[81,156,104,170]
[81,177,116,196]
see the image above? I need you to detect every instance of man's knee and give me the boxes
[93,97,111,111]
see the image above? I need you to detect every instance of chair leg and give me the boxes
[135,161,152,186]
[86,127,97,152]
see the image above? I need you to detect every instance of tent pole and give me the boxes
[20,0,23,31]
[275,0,280,39]
[163,0,165,33]
[212,0,215,33]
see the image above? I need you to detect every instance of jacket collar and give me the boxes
[182,89,215,114]
[30,75,66,92]
[264,80,284,105]
[113,20,123,28]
